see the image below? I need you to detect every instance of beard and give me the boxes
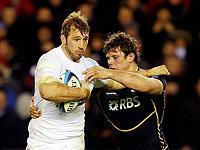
[63,45,82,62]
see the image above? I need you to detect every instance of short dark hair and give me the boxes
[61,11,90,38]
[103,32,141,63]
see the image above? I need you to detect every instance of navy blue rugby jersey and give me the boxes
[94,76,169,149]
[96,76,167,133]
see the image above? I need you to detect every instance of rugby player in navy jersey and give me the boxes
[83,32,169,150]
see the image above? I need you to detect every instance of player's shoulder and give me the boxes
[39,47,60,61]
[81,56,99,66]
[42,46,59,57]
[35,47,62,70]
[151,75,167,89]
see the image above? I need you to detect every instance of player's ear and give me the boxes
[60,34,66,44]
[127,53,135,62]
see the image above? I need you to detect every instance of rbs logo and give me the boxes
[109,96,140,111]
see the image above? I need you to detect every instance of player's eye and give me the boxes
[83,37,88,42]
[113,56,118,59]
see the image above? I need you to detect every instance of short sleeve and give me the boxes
[35,54,62,84]
[152,76,167,91]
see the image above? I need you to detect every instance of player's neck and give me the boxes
[61,44,81,63]
[128,63,138,72]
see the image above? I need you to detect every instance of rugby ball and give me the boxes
[57,70,81,113]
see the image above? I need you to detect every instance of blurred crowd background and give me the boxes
[0,0,199,150]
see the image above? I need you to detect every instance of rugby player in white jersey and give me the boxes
[26,11,99,150]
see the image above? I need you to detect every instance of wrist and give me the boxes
[81,87,90,100]
[145,69,151,77]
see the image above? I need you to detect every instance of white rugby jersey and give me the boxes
[27,46,99,144]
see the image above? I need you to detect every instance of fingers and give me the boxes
[146,65,170,76]
[84,72,95,82]
[80,80,91,102]
[30,105,41,119]
[83,66,107,81]
[82,68,92,82]
[82,81,91,102]
[31,112,41,119]
[153,65,170,76]
[81,80,90,92]
[82,66,102,75]
[30,96,41,119]
[83,67,98,82]
[161,65,170,75]
[82,66,97,74]
[30,96,34,107]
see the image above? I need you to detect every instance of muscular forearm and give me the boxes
[39,82,88,102]
[83,66,167,94]
[105,68,157,90]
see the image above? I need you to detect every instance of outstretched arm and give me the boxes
[83,65,170,94]
[83,65,170,82]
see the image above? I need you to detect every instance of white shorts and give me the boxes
[26,134,85,150]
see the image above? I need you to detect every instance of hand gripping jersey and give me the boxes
[96,76,169,150]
